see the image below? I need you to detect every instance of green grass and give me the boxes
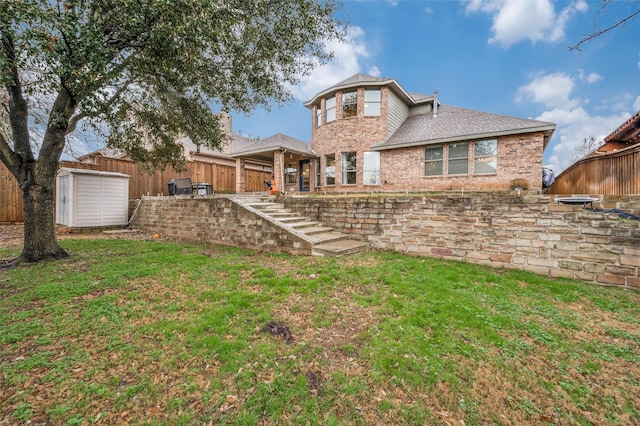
[1,238,639,425]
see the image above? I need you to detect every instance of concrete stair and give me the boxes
[231,196,369,257]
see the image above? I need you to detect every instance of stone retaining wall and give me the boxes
[131,196,312,255]
[131,194,640,289]
[281,194,640,289]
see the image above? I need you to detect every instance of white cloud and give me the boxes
[579,70,602,84]
[465,0,589,48]
[289,26,377,101]
[633,96,640,111]
[517,72,578,109]
[517,70,635,173]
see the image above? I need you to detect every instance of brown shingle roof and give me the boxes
[230,133,314,157]
[373,105,556,150]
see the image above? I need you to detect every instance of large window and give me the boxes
[448,142,469,175]
[285,162,297,184]
[342,91,357,118]
[325,154,335,185]
[363,152,380,185]
[342,152,357,184]
[474,139,497,174]
[364,89,381,116]
[325,96,336,123]
[315,103,322,127]
[424,145,443,176]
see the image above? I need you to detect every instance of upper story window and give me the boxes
[364,89,381,116]
[448,142,469,175]
[315,102,322,127]
[424,145,443,176]
[342,91,357,118]
[325,96,336,123]
[474,139,497,174]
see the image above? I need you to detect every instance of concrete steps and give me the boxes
[231,196,369,257]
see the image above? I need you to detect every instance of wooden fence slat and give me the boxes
[549,145,640,194]
[1,157,271,222]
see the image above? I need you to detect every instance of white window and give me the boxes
[325,154,335,185]
[474,139,498,174]
[363,152,380,185]
[315,103,322,127]
[285,162,297,184]
[424,145,443,176]
[448,143,468,175]
[364,89,381,116]
[342,152,357,184]
[315,159,321,187]
[325,96,336,123]
[342,91,357,118]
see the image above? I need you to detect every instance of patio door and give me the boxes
[299,160,310,192]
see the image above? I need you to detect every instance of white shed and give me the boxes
[56,168,130,228]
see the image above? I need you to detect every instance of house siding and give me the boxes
[387,90,409,138]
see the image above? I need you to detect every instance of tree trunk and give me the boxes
[20,178,68,263]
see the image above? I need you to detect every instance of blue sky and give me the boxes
[229,0,640,175]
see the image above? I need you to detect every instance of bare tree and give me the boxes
[573,136,602,161]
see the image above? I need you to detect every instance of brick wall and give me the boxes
[311,87,389,191]
[281,194,640,289]
[379,132,544,192]
[310,84,545,193]
[131,196,312,255]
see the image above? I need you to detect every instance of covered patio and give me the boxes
[229,133,317,194]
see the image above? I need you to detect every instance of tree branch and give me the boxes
[66,80,131,135]
[569,6,640,51]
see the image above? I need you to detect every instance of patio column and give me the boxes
[272,150,284,194]
[235,158,245,193]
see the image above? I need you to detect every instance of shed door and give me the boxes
[57,175,69,225]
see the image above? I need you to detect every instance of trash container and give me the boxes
[167,179,177,195]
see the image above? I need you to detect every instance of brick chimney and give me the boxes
[217,109,232,136]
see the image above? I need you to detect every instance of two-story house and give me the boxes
[232,73,555,194]
[304,73,556,193]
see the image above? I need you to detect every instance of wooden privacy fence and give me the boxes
[549,144,640,194]
[0,157,271,222]
[0,161,24,223]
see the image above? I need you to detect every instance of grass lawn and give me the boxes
[1,237,639,425]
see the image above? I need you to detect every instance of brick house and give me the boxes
[303,73,556,193]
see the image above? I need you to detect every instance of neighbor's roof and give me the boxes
[604,109,640,144]
[230,133,314,158]
[304,73,435,108]
[372,105,556,151]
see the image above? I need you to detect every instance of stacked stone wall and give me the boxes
[282,194,640,289]
[132,197,312,255]
[130,194,640,289]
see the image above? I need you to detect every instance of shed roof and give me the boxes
[57,167,130,178]
[372,105,556,151]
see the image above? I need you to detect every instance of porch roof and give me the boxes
[229,133,315,163]
[605,109,640,144]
